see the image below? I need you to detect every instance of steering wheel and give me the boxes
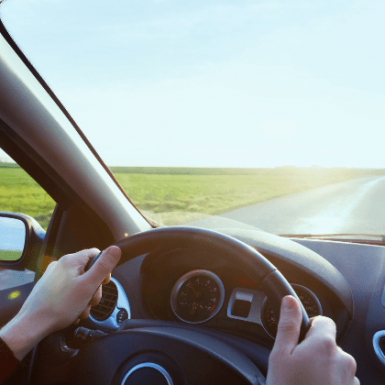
[31,227,310,385]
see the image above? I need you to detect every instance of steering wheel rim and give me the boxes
[88,226,310,338]
[32,226,310,385]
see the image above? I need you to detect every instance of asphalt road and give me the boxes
[189,175,385,236]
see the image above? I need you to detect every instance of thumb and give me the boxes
[82,246,121,286]
[272,296,302,354]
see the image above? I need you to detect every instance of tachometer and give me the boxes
[262,284,322,338]
[170,270,225,324]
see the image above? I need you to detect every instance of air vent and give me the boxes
[90,280,118,321]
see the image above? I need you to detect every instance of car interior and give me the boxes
[1,7,385,385]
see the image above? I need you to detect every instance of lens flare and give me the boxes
[8,290,21,300]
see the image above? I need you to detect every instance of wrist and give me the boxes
[0,312,52,360]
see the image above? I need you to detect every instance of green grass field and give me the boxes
[114,167,385,225]
[1,163,385,228]
[0,250,23,261]
[0,166,55,229]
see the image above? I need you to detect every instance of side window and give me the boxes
[0,153,56,290]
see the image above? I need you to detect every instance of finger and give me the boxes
[353,377,360,385]
[81,246,121,287]
[61,248,101,270]
[78,305,92,320]
[273,296,302,353]
[339,351,358,381]
[102,273,111,285]
[89,284,102,306]
[304,316,337,341]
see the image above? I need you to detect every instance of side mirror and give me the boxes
[0,216,26,262]
[0,212,45,271]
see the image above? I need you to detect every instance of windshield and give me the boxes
[1,0,384,237]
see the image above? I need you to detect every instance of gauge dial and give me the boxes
[262,284,322,338]
[170,270,225,324]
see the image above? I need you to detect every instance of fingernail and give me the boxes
[282,296,295,312]
[106,246,121,257]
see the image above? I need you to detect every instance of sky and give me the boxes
[0,0,384,168]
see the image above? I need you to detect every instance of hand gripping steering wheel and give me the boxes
[32,227,310,385]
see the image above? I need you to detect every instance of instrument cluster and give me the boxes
[168,269,323,338]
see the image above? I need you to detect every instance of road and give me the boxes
[189,175,385,235]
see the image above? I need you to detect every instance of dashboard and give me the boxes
[89,253,326,342]
[140,247,337,344]
[86,229,385,385]
[160,266,322,338]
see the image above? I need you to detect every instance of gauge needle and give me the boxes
[189,280,200,298]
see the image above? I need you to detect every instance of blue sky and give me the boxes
[1,0,384,167]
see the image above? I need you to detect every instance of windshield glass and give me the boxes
[1,0,384,237]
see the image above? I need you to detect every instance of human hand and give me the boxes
[72,271,110,326]
[266,295,359,385]
[0,246,121,360]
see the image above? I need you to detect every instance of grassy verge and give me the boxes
[114,167,385,225]
[0,250,22,261]
[0,168,56,230]
[1,164,385,228]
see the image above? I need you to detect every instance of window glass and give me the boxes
[2,1,385,238]
[0,151,55,230]
[0,150,55,289]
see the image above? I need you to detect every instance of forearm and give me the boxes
[0,313,49,361]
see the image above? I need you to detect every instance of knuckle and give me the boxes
[344,353,357,373]
[324,317,337,331]
[319,336,337,354]
[46,261,57,271]
[59,254,71,265]
[88,247,101,256]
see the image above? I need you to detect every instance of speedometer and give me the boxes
[170,270,225,324]
[261,284,322,338]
